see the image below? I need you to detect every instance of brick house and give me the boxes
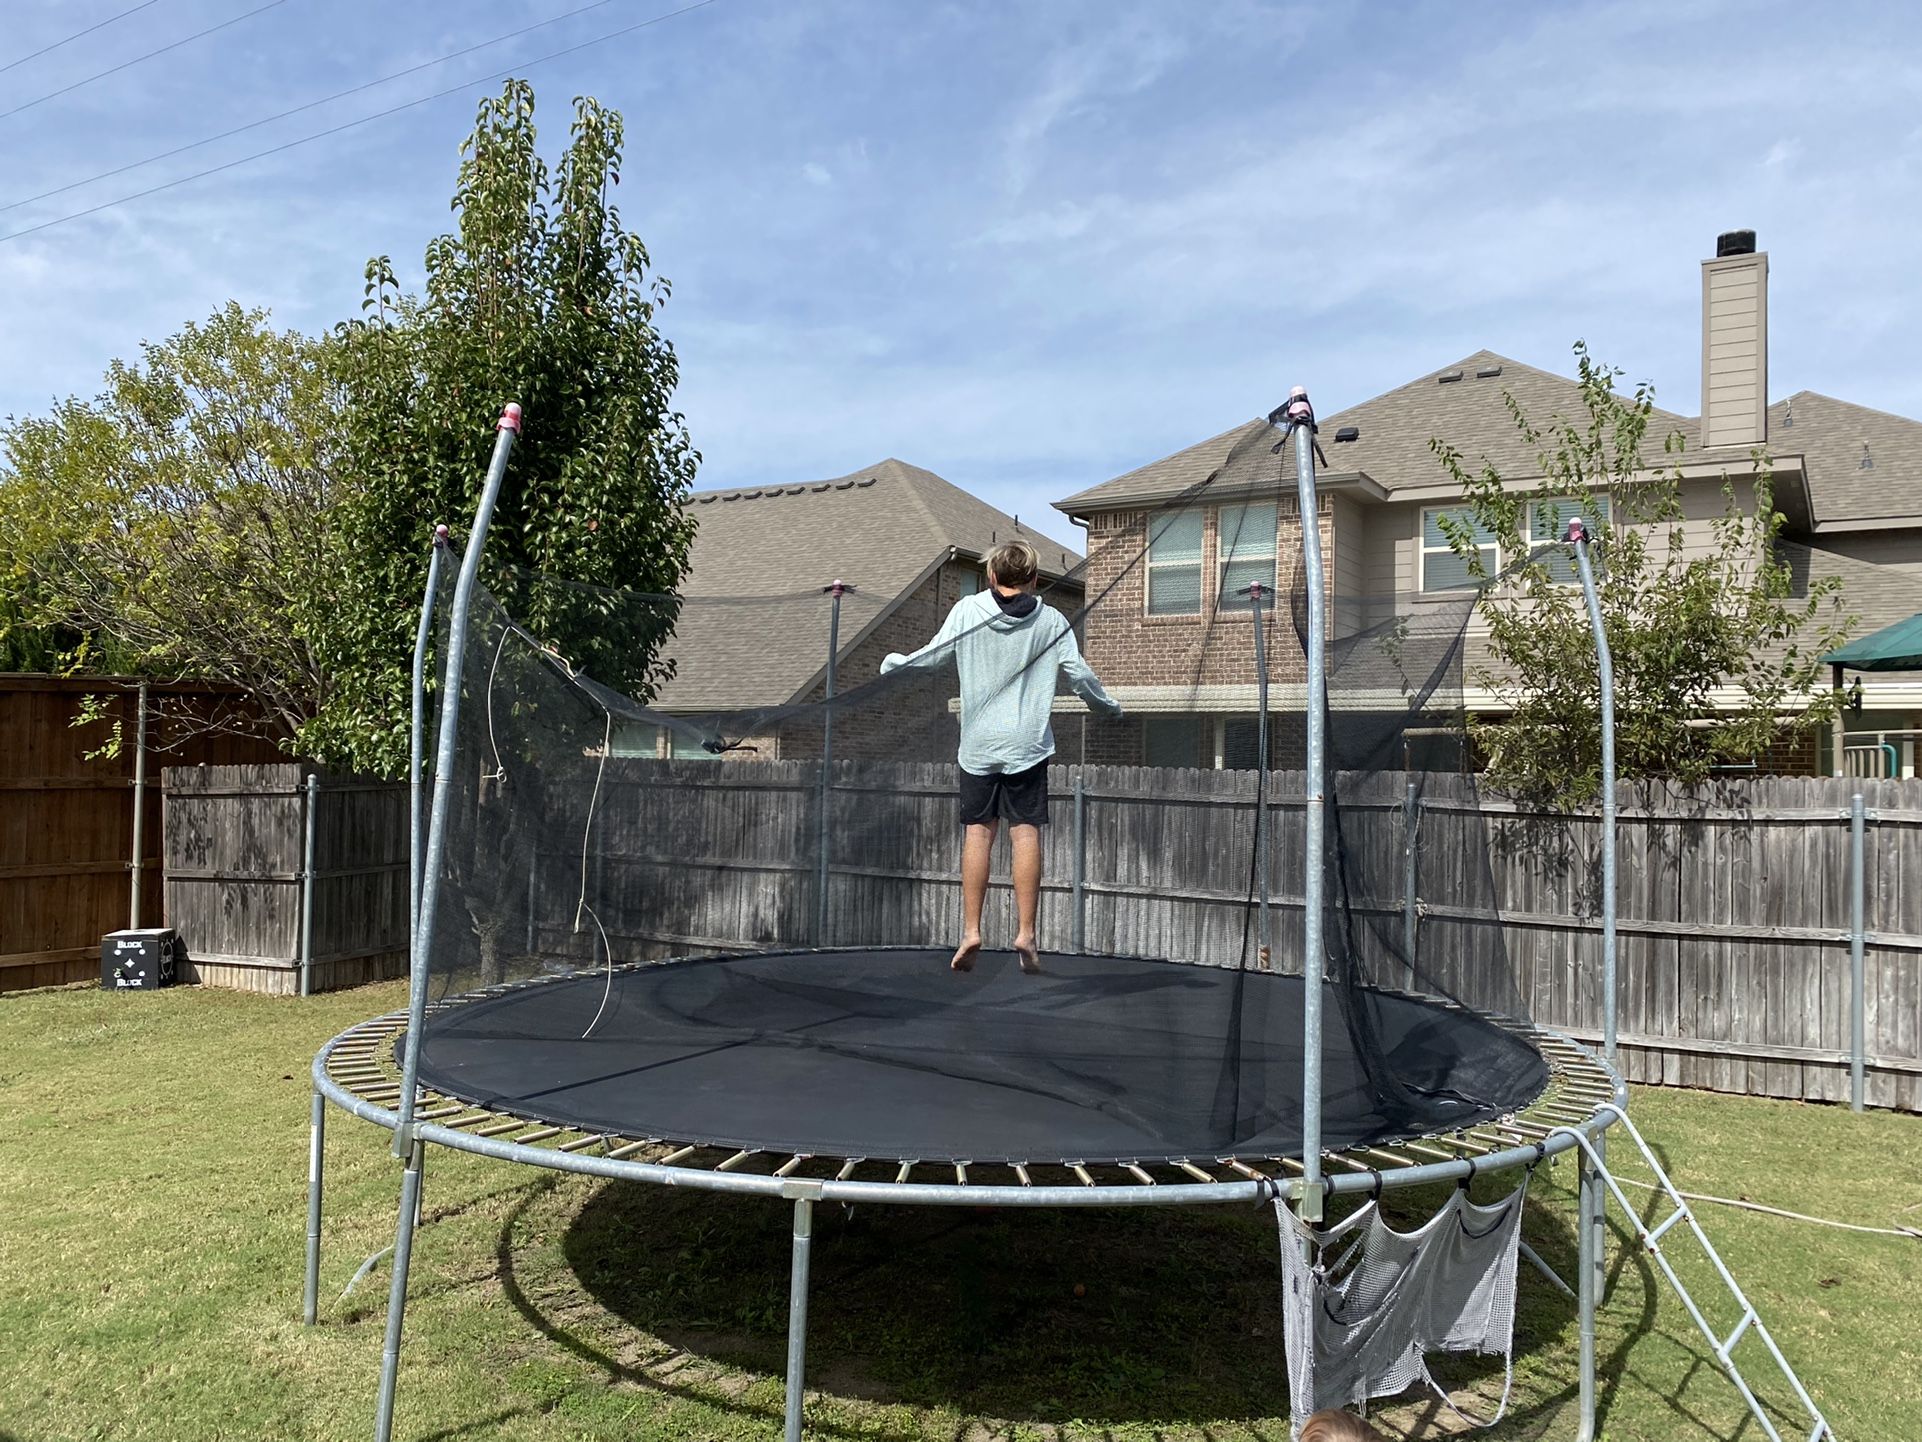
[1053,232,1922,775]
[623,458,1082,760]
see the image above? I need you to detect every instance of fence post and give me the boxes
[1071,769,1087,953]
[1850,791,1867,1112]
[814,582,848,947]
[128,681,148,929]
[1401,781,1420,976]
[299,772,319,997]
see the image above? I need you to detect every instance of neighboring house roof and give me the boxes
[1769,392,1922,528]
[655,458,1082,711]
[1782,543,1922,680]
[1056,350,1704,514]
[1056,352,1922,532]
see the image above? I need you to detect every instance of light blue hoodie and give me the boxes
[881,590,1121,775]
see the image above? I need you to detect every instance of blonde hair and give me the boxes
[986,537,1040,589]
[1300,1411,1389,1442]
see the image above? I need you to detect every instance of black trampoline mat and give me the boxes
[413,949,1550,1165]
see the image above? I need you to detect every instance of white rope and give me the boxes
[483,625,512,786]
[577,903,616,1040]
[575,710,611,932]
[1611,1175,1922,1240]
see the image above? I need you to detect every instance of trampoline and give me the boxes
[306,398,1628,1442]
[408,948,1553,1166]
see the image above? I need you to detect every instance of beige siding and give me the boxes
[1329,493,1368,636]
[1701,252,1768,449]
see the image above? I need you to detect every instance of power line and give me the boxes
[0,0,290,123]
[3,0,628,216]
[0,0,167,78]
[0,0,722,245]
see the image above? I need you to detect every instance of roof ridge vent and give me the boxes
[1437,369,1464,384]
[1476,364,1503,379]
[1333,425,1360,442]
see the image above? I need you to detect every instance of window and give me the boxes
[611,723,665,759]
[1528,496,1611,583]
[1147,509,1203,616]
[957,568,981,597]
[1422,507,1498,592]
[1217,502,1277,608]
[668,726,719,760]
[1144,714,1207,768]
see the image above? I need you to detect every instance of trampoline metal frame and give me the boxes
[316,397,1631,1442]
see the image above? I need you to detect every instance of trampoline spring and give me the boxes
[1070,1164,1097,1187]
[834,1158,863,1181]
[510,1126,563,1145]
[954,1163,968,1186]
[606,1139,656,1160]
[1222,1159,1270,1183]
[558,1134,609,1153]
[1123,1164,1154,1186]
[1013,1164,1034,1186]
[1176,1160,1216,1184]
[658,1145,698,1166]
[894,1161,916,1185]
[775,1155,812,1178]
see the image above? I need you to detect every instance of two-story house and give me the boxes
[1054,232,1922,775]
[622,457,1083,761]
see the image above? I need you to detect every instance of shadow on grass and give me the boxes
[483,1170,1626,1439]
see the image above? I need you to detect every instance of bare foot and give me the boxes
[1013,935,1041,975]
[951,934,982,972]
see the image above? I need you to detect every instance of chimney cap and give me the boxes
[1716,229,1758,257]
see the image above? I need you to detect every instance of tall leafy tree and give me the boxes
[316,80,698,775]
[0,303,337,742]
[1431,344,1852,802]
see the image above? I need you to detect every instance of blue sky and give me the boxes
[3,0,1919,549]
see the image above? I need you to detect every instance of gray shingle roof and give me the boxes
[1770,392,1922,526]
[1056,351,1708,513]
[655,458,1082,711]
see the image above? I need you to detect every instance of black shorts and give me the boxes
[958,761,1050,828]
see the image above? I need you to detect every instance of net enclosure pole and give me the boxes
[1283,386,1328,1221]
[303,1084,325,1324]
[409,526,451,967]
[1243,580,1272,966]
[1401,781,1420,979]
[815,581,849,947]
[129,681,148,928]
[300,771,319,997]
[1575,1142,1602,1442]
[395,407,521,1146]
[1850,791,1866,1112]
[784,1194,816,1442]
[374,404,520,1442]
[1569,521,1617,1066]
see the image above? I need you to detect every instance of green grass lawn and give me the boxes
[1,979,1917,1441]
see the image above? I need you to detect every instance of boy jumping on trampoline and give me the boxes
[881,538,1121,974]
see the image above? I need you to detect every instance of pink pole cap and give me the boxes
[497,402,523,434]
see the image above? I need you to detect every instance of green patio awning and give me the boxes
[1825,611,1922,672]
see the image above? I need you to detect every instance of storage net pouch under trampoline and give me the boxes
[1276,1181,1528,1433]
[410,417,1549,1165]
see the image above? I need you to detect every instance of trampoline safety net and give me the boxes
[409,419,1548,1168]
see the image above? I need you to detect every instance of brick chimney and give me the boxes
[1700,229,1768,448]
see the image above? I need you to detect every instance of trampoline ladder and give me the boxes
[1554,1105,1836,1442]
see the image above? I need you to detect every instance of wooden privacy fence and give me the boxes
[544,760,1922,1113]
[143,755,1922,1113]
[0,677,281,992]
[162,764,409,995]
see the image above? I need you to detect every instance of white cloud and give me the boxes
[802,162,832,186]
